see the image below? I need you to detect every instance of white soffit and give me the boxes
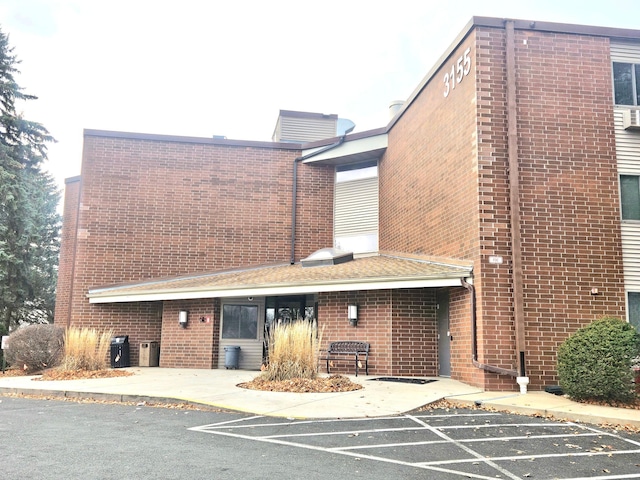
[301,133,388,165]
[88,276,466,304]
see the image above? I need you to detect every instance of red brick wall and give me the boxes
[472,26,625,389]
[56,133,333,367]
[449,286,474,384]
[379,25,626,391]
[379,35,482,385]
[88,302,162,367]
[390,289,437,376]
[506,28,625,387]
[159,299,217,369]
[295,162,334,261]
[380,37,480,261]
[54,176,81,327]
[318,289,437,377]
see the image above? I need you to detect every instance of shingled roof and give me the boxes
[88,252,473,303]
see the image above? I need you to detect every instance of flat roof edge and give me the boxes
[388,16,640,132]
[83,129,302,150]
[472,16,640,40]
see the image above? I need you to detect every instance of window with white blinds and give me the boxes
[334,161,379,253]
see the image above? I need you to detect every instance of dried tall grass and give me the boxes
[260,320,323,382]
[60,327,114,371]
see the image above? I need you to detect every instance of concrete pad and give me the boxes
[0,368,638,427]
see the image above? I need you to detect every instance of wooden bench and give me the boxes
[322,341,370,376]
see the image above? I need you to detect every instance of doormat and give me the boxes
[368,377,437,385]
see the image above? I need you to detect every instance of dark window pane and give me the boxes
[614,62,634,105]
[222,304,258,339]
[628,292,640,330]
[621,175,640,220]
[636,64,640,106]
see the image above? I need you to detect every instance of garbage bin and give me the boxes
[224,346,240,369]
[139,341,159,367]
[110,336,130,368]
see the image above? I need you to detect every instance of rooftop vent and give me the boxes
[301,247,354,267]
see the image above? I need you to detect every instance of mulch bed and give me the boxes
[239,375,362,393]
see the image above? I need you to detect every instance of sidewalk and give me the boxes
[0,368,638,428]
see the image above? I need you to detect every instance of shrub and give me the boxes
[5,324,64,372]
[259,320,322,382]
[60,327,113,371]
[557,316,640,403]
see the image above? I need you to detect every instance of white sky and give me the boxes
[2,0,640,197]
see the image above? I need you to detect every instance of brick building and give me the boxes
[55,17,640,391]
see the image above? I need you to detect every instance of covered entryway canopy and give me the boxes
[87,252,473,303]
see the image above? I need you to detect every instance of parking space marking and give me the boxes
[407,414,521,479]
[189,413,640,479]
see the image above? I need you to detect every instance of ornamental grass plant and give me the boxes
[259,320,322,382]
[60,327,113,371]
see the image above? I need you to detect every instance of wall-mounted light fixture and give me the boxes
[348,304,358,327]
[178,310,188,328]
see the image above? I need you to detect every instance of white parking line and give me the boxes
[406,414,522,480]
[189,413,640,479]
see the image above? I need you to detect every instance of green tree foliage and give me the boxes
[0,26,59,332]
[557,316,640,403]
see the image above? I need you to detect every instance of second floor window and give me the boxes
[613,62,640,106]
[621,175,640,220]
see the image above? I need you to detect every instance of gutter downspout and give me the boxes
[290,136,348,264]
[505,20,527,378]
[462,277,517,377]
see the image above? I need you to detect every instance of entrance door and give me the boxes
[436,289,451,377]
[263,296,316,363]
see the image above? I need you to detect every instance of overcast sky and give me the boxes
[3,0,640,197]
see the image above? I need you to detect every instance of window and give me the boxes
[620,175,640,220]
[221,304,258,339]
[613,62,640,105]
[628,292,640,330]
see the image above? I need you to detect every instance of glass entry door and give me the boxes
[263,295,316,363]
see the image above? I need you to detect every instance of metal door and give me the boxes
[436,289,451,377]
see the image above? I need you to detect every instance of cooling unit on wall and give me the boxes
[623,108,640,131]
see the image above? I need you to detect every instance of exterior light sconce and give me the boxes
[178,310,188,328]
[348,305,358,327]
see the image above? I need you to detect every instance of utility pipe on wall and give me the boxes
[462,278,517,377]
[505,19,527,377]
[290,136,347,264]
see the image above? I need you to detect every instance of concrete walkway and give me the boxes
[0,368,638,428]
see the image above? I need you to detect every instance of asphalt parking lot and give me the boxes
[191,408,640,479]
[2,396,639,479]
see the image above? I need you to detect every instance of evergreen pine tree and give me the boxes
[0,26,59,332]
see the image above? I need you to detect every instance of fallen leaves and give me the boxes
[35,369,134,381]
[238,375,362,393]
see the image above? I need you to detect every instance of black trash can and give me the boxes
[224,346,240,369]
[110,336,130,368]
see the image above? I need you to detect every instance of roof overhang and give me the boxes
[88,276,467,304]
[301,132,387,166]
[87,253,473,304]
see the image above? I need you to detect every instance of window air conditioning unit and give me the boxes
[623,108,640,131]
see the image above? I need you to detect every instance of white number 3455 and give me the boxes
[444,47,471,98]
